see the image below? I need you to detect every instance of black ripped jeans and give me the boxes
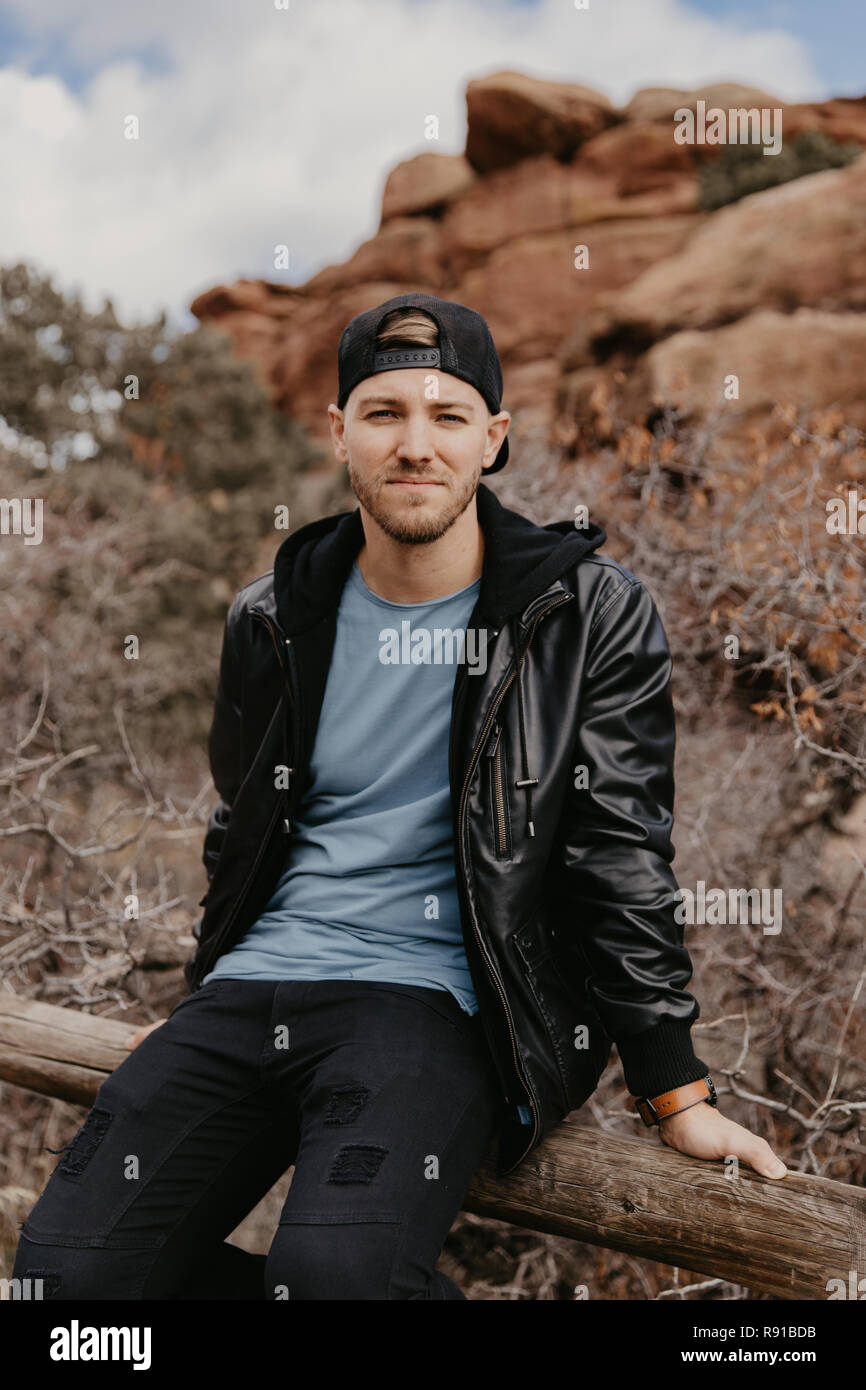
[13,978,504,1300]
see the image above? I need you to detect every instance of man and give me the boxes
[14,292,785,1303]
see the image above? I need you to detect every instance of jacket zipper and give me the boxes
[194,607,297,985]
[251,608,294,695]
[484,723,508,858]
[456,590,573,1165]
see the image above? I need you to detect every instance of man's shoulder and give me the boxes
[227,570,276,619]
[563,548,654,625]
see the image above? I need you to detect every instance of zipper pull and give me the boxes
[484,722,502,758]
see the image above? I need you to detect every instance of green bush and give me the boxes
[0,261,332,761]
[698,129,862,211]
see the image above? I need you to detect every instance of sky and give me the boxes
[0,0,860,330]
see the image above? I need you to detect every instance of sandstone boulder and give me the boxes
[454,215,699,370]
[623,86,866,164]
[619,307,866,430]
[380,152,476,222]
[573,119,698,194]
[303,217,447,296]
[190,278,301,321]
[465,70,619,173]
[763,96,866,148]
[623,83,784,125]
[440,151,697,279]
[575,155,866,354]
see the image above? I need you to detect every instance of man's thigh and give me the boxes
[14,979,299,1299]
[265,981,504,1300]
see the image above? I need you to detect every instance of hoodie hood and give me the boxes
[273,481,606,635]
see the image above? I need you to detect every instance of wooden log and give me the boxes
[464,1121,866,1299]
[0,995,132,1106]
[1,994,862,1298]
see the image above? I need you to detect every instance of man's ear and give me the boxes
[328,403,348,466]
[482,410,510,470]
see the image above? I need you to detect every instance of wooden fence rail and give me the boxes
[1,994,863,1299]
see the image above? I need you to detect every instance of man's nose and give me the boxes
[394,414,435,462]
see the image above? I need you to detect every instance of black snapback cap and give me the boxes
[336,291,509,473]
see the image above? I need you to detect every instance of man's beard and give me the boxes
[347,460,483,545]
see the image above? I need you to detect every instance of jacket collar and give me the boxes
[273,481,607,636]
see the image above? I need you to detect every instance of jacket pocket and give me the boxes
[484,722,512,860]
[512,914,611,1113]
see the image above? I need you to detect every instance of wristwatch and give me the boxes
[634,1074,717,1127]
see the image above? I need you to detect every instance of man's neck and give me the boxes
[355,500,485,604]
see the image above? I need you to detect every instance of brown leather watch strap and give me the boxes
[635,1075,716,1127]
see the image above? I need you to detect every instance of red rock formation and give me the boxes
[463,70,619,172]
[189,72,866,468]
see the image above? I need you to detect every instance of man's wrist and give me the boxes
[634,1075,718,1127]
[617,1016,709,1098]
[658,1099,712,1126]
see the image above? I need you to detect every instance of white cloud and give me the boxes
[0,0,824,327]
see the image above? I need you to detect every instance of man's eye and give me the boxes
[366,410,466,422]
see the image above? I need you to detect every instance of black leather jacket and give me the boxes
[185,483,707,1175]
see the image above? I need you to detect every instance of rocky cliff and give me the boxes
[190,71,866,464]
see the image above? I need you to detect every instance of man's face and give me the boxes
[328,369,510,545]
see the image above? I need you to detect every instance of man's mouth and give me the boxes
[386,478,443,488]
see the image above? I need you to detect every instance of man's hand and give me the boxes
[124,1019,167,1050]
[658,1100,787,1178]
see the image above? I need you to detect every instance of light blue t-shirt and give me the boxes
[203,561,482,1013]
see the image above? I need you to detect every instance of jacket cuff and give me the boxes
[616,1017,709,1098]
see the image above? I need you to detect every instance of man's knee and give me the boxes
[266,1218,408,1300]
